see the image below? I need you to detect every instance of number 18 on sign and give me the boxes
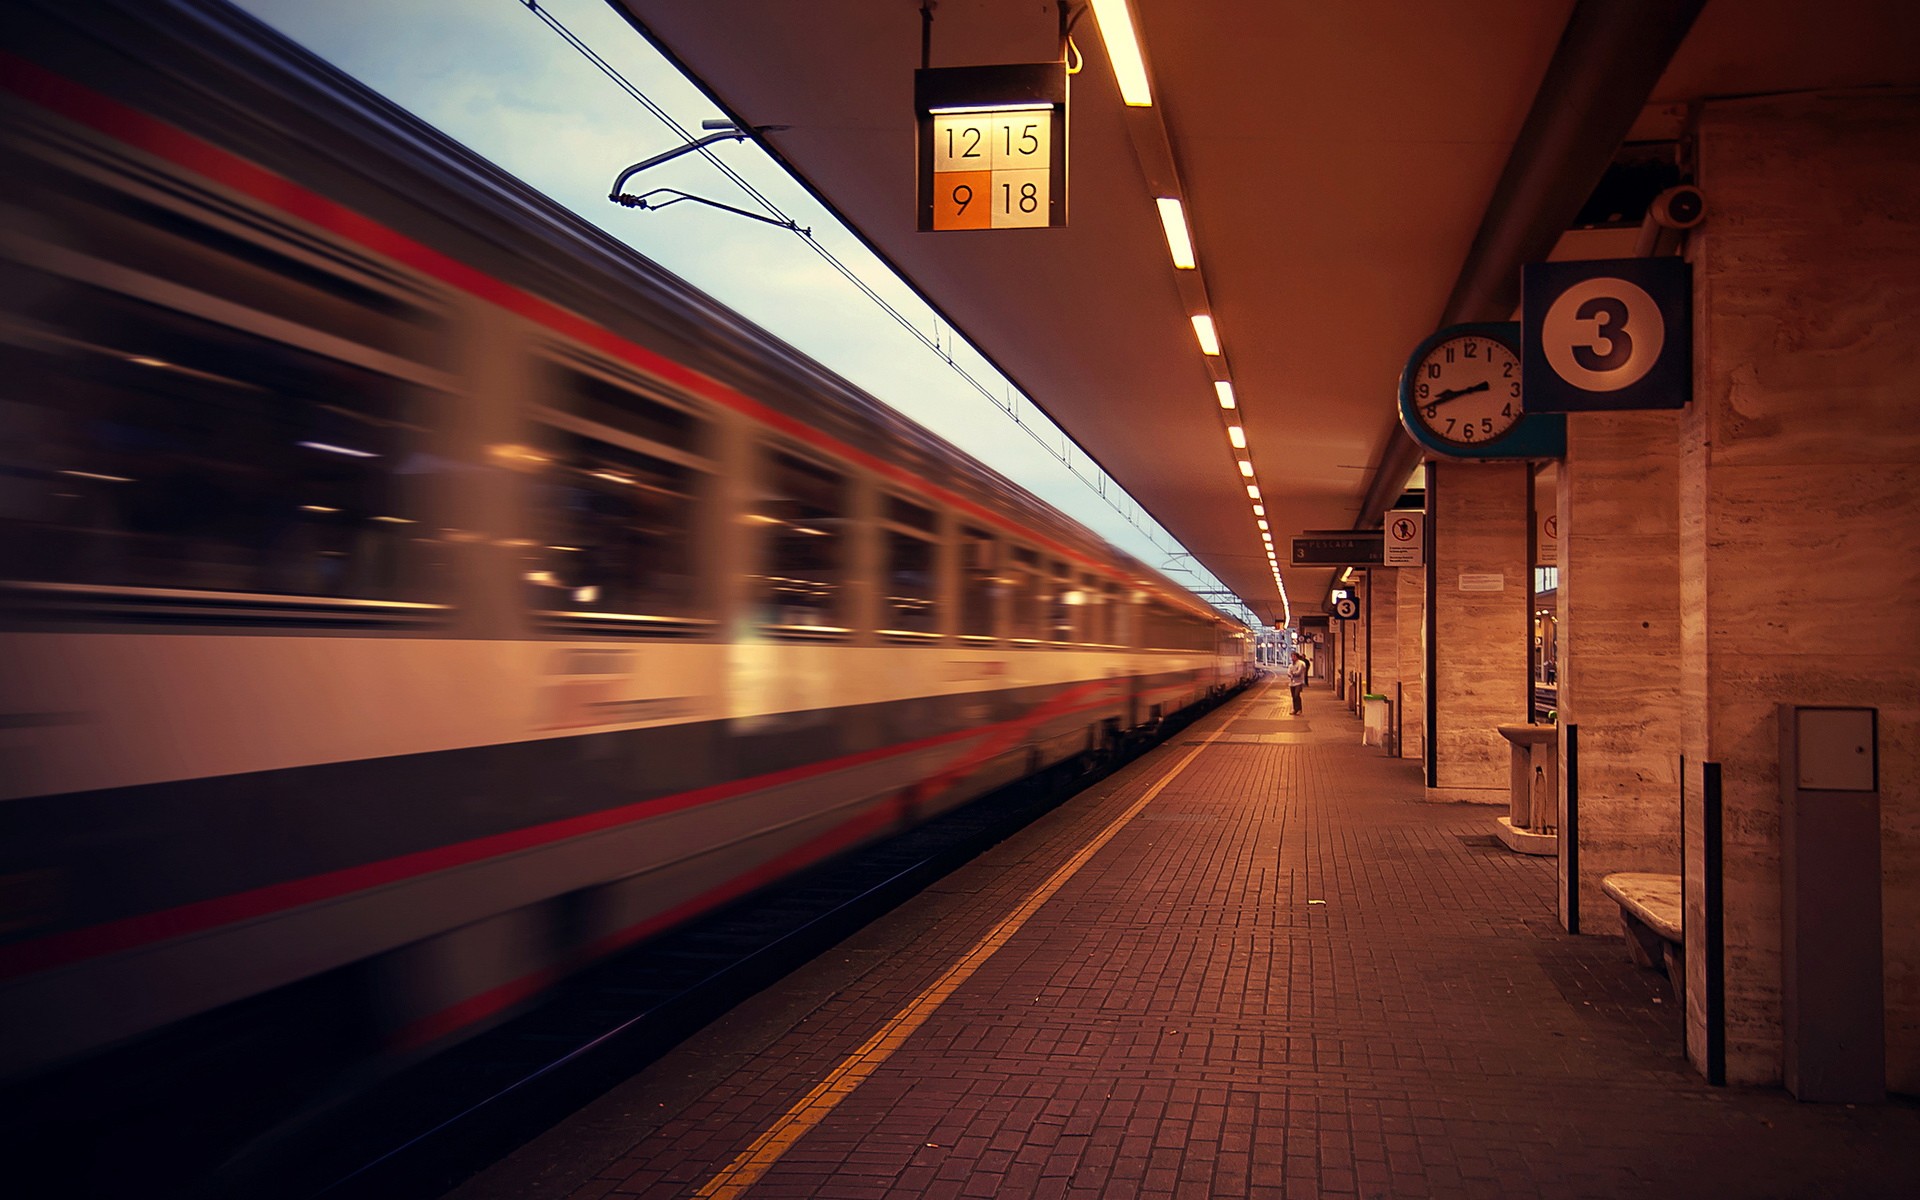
[916,63,1067,232]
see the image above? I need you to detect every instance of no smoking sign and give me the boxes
[1522,257,1690,412]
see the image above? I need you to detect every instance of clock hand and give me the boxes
[1429,380,1491,405]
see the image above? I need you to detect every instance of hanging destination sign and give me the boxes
[916,62,1068,231]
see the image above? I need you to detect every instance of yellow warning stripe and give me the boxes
[692,727,1227,1198]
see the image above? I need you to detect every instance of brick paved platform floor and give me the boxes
[454,682,1920,1200]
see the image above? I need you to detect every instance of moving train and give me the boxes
[0,0,1252,1083]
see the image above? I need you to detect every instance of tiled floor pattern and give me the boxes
[457,684,1920,1199]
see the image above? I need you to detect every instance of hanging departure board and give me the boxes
[916,63,1067,232]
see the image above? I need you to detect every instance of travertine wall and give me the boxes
[1557,411,1685,928]
[1397,564,1426,762]
[1430,461,1531,792]
[1681,90,1920,1090]
[1370,567,1402,741]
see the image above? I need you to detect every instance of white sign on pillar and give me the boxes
[1537,509,1559,566]
[1384,511,1425,566]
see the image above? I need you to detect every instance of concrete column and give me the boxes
[1396,564,1426,762]
[1681,91,1920,1088]
[1427,460,1531,794]
[1370,567,1402,745]
[1556,411,1684,930]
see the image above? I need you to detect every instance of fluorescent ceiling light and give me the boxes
[1191,314,1221,355]
[1089,0,1153,106]
[1252,504,1264,516]
[1155,197,1195,268]
[1215,381,1236,409]
[1227,425,1246,449]
[1257,520,1269,531]
[299,440,377,459]
[1237,460,1254,477]
[1247,485,1261,499]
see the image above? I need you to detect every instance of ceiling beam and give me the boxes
[1353,0,1708,535]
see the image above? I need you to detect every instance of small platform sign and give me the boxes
[1384,512,1425,567]
[1536,509,1559,567]
[916,63,1067,232]
[1291,532,1382,566]
[1522,257,1691,412]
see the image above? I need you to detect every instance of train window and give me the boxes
[1079,573,1106,646]
[882,532,938,634]
[959,525,998,638]
[885,494,938,534]
[1007,545,1042,642]
[1046,559,1073,643]
[554,365,703,457]
[880,495,938,636]
[0,284,443,607]
[521,431,699,622]
[755,450,847,630]
[18,156,444,367]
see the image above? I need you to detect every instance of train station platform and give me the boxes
[452,683,1920,1200]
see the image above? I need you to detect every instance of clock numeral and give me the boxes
[1444,346,1455,364]
[1417,382,1429,399]
[1502,360,1515,378]
[1464,341,1478,358]
[1509,381,1520,397]
[1424,404,1436,419]
[1427,363,1441,379]
[1481,418,1493,434]
[1501,403,1514,417]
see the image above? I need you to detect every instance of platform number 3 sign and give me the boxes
[1521,257,1690,412]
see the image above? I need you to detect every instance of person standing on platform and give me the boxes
[1287,652,1308,715]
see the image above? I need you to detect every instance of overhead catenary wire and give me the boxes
[517,0,1259,621]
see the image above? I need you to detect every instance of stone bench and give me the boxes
[1600,872,1684,1007]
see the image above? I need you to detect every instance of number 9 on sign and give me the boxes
[1540,276,1665,392]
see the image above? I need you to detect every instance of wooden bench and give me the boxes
[1600,872,1684,1007]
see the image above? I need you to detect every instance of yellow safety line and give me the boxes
[692,727,1227,1198]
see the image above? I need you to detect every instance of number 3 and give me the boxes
[1572,297,1632,371]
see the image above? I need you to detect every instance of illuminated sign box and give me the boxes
[915,63,1067,232]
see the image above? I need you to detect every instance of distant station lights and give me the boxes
[1091,0,1287,618]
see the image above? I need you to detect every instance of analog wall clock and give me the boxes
[1397,322,1564,460]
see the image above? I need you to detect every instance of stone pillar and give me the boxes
[1427,460,1531,794]
[1681,91,1920,1089]
[1396,564,1426,762]
[1370,567,1402,747]
[1556,411,1684,930]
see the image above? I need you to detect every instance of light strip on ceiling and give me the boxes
[1215,381,1236,409]
[1088,0,1153,106]
[1227,425,1246,449]
[1155,197,1195,268]
[1191,314,1220,355]
[1237,460,1254,477]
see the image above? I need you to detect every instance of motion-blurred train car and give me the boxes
[0,0,1252,1081]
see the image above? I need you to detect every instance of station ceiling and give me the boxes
[610,0,1919,625]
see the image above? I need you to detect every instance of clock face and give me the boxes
[1408,334,1523,447]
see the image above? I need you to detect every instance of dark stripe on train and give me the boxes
[0,672,1205,973]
